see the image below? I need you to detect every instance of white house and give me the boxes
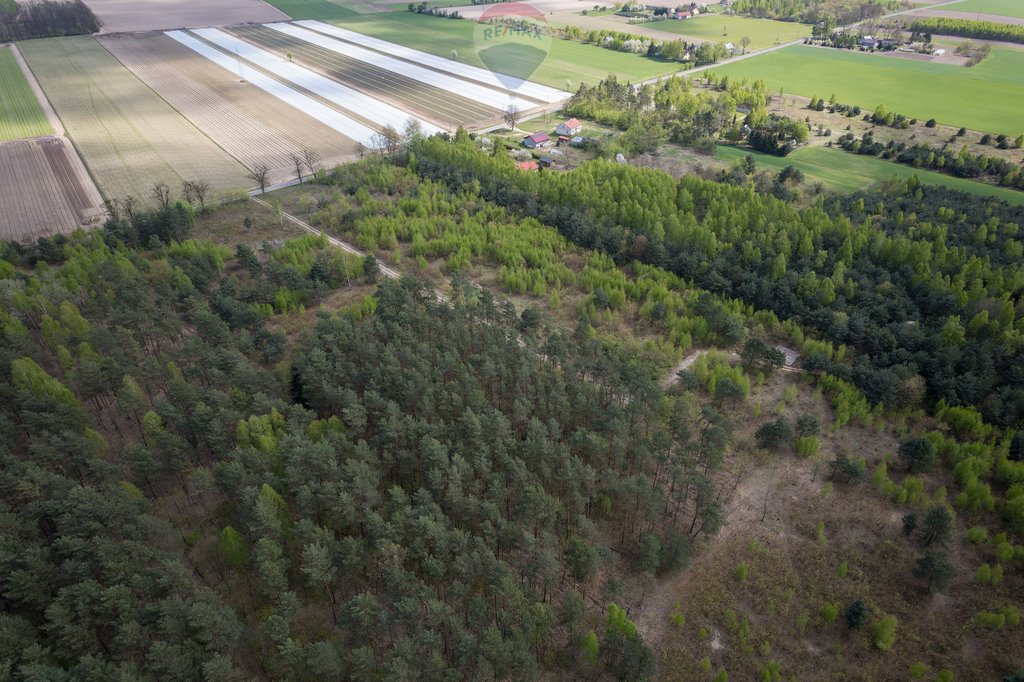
[555,118,582,136]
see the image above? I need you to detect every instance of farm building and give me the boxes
[556,118,582,136]
[523,132,550,148]
[538,156,554,167]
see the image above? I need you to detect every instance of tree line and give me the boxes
[908,17,1024,45]
[833,131,1024,189]
[0,0,99,41]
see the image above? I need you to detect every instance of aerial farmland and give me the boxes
[8,9,568,235]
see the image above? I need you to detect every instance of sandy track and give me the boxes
[100,33,358,183]
[0,138,104,241]
[85,0,290,33]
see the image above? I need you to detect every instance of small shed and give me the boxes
[538,156,555,167]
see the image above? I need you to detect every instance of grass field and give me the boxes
[0,47,52,142]
[716,144,1024,203]
[333,13,682,88]
[20,37,248,205]
[262,0,361,19]
[708,45,1024,135]
[647,15,811,50]
[944,0,1024,19]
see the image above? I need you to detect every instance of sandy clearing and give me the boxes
[265,22,537,111]
[101,33,358,184]
[905,8,1024,24]
[190,27,445,136]
[0,138,104,241]
[84,0,290,34]
[296,20,570,102]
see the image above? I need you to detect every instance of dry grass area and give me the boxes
[630,374,1023,682]
[100,33,358,186]
[85,0,289,33]
[0,138,105,241]
[20,37,249,207]
[192,196,300,247]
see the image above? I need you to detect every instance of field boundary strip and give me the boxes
[265,22,539,111]
[190,28,445,136]
[295,19,570,103]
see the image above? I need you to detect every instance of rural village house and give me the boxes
[523,132,551,148]
[555,118,582,136]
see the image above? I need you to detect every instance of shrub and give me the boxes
[870,615,898,651]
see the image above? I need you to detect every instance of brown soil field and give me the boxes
[85,0,289,34]
[100,33,358,185]
[0,138,105,241]
[228,25,499,128]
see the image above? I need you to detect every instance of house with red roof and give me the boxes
[555,118,582,136]
[523,132,551,148]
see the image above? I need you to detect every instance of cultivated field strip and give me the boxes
[166,30,378,147]
[19,37,248,205]
[0,46,52,142]
[190,28,445,137]
[295,20,570,103]
[0,139,96,241]
[103,34,357,176]
[234,24,504,126]
[263,22,538,112]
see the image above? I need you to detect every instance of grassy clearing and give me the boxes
[707,44,1024,135]
[715,144,1024,203]
[647,15,811,50]
[335,13,683,87]
[19,37,248,206]
[944,0,1024,19]
[0,47,52,142]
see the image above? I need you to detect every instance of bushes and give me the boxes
[869,615,898,651]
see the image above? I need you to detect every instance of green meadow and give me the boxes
[944,0,1024,19]
[648,15,811,51]
[0,47,52,142]
[716,144,1024,203]
[708,45,1024,134]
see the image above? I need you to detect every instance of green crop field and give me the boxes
[716,144,1024,203]
[263,0,362,20]
[19,37,247,204]
[647,15,811,50]
[708,45,1024,135]
[0,47,52,142]
[944,0,1024,19]
[333,13,682,88]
